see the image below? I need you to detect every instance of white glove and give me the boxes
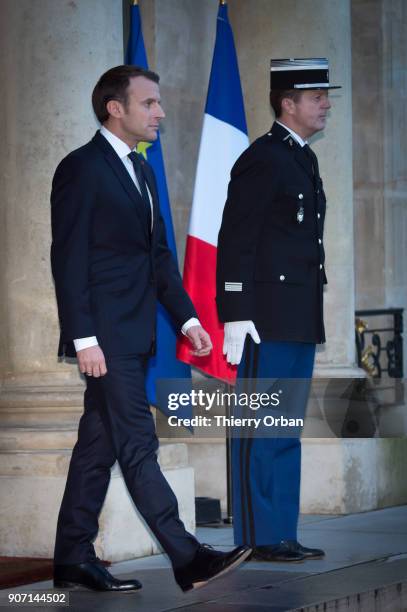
[223,321,261,365]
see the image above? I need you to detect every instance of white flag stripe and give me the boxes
[188,113,249,247]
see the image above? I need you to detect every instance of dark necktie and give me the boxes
[303,144,320,183]
[128,151,152,232]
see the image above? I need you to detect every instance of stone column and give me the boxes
[0,0,123,383]
[353,0,407,313]
[338,0,407,513]
[352,0,386,309]
[0,0,121,556]
[0,0,195,558]
[0,0,124,426]
[353,0,407,367]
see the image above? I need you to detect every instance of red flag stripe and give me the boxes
[176,236,237,383]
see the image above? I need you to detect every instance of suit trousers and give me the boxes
[54,354,199,568]
[232,339,316,546]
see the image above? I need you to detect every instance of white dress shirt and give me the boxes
[100,126,154,229]
[73,127,199,352]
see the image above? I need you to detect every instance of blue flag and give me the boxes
[126,4,192,418]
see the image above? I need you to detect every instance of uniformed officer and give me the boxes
[216,58,340,562]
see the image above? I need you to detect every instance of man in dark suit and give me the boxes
[216,59,340,562]
[51,65,250,592]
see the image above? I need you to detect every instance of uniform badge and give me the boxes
[297,206,304,223]
[225,282,242,292]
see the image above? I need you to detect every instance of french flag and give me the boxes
[177,2,248,383]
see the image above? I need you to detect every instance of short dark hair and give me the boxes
[92,65,160,123]
[269,89,303,118]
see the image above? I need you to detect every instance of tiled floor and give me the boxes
[2,506,407,611]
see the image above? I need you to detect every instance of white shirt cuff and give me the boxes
[73,336,99,352]
[181,317,201,336]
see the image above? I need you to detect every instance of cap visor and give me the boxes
[297,85,342,90]
[270,85,341,90]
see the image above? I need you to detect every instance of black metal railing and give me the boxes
[355,308,403,379]
[355,308,404,409]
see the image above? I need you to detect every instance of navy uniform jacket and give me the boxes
[51,131,196,358]
[216,121,327,344]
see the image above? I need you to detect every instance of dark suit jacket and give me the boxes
[216,122,327,344]
[51,131,196,357]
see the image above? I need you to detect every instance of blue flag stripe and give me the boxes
[205,4,247,134]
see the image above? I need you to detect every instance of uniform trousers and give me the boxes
[232,340,316,546]
[54,354,199,568]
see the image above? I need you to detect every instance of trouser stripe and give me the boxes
[243,342,259,546]
[239,338,252,545]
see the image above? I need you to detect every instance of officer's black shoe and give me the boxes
[253,540,325,562]
[174,544,252,592]
[54,561,142,591]
[253,541,305,562]
[293,541,325,559]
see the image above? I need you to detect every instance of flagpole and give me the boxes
[224,382,234,524]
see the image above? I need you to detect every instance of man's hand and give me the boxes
[186,325,213,357]
[77,345,107,377]
[223,321,261,366]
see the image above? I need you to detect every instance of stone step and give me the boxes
[0,426,77,451]
[0,386,84,408]
[299,579,407,612]
[0,442,188,474]
[0,386,84,426]
[0,409,82,427]
[270,556,407,611]
[0,425,191,459]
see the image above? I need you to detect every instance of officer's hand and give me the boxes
[186,325,213,357]
[77,345,107,378]
[223,321,261,366]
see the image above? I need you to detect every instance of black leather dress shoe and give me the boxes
[253,541,305,562]
[174,544,252,592]
[253,540,325,562]
[54,561,142,591]
[294,541,325,559]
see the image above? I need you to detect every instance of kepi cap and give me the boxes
[270,58,341,90]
